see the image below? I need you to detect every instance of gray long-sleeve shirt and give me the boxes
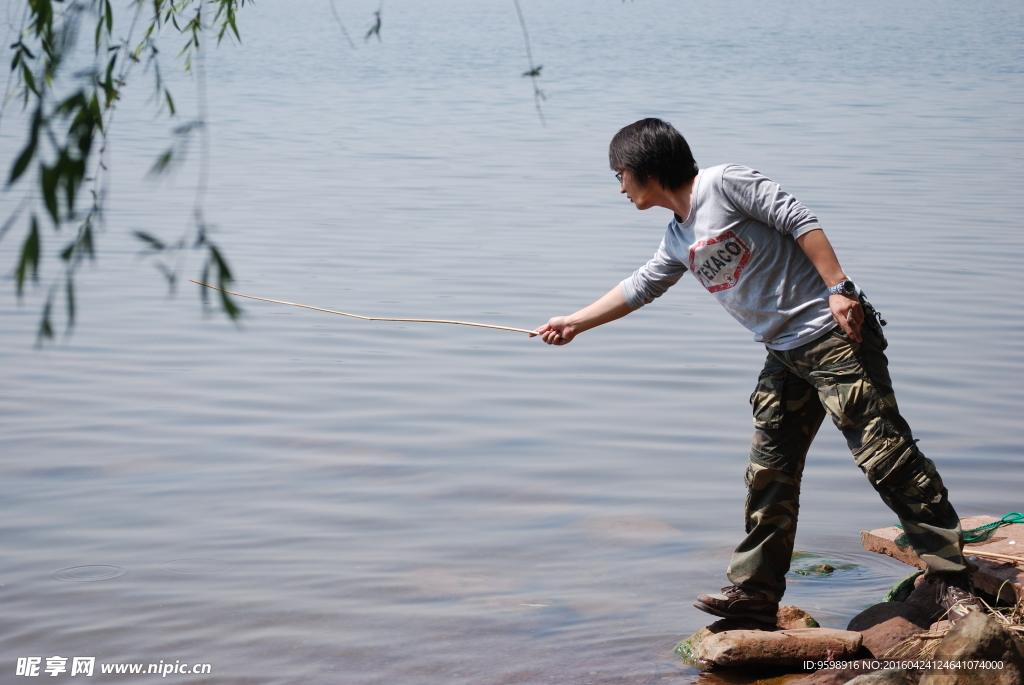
[619,164,836,350]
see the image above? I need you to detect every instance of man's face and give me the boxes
[616,168,658,210]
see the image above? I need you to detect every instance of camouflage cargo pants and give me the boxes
[727,307,971,602]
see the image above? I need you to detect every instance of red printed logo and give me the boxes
[688,230,750,293]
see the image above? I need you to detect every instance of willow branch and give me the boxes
[190,281,537,335]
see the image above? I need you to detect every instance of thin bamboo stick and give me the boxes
[189,280,538,335]
[969,550,1024,564]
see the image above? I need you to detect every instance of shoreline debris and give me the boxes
[676,517,1024,683]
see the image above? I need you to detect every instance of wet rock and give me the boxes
[703,616,779,632]
[696,627,862,668]
[675,626,712,665]
[918,611,1024,685]
[847,601,932,657]
[674,617,773,667]
[791,551,860,576]
[780,605,821,629]
[674,606,820,666]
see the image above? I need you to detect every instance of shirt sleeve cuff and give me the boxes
[618,280,645,311]
[790,221,823,239]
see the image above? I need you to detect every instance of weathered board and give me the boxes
[861,515,1024,603]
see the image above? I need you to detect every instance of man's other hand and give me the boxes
[830,294,863,342]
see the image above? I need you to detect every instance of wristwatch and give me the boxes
[828,279,857,297]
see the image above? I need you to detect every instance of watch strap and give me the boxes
[828,280,857,297]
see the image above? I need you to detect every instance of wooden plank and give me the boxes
[861,516,1024,603]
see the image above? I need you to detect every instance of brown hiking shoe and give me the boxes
[936,574,983,624]
[694,585,778,624]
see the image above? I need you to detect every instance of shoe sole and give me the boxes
[693,600,778,625]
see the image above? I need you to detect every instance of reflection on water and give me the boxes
[1,0,1022,682]
[52,566,130,583]
[158,560,233,575]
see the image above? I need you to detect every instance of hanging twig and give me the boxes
[189,280,537,335]
[512,0,545,125]
[327,0,356,49]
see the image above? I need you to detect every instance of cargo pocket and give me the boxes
[897,456,945,505]
[750,368,786,430]
[743,462,756,533]
[884,452,946,523]
[817,361,879,431]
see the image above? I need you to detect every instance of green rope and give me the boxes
[963,512,1024,542]
[893,511,1023,549]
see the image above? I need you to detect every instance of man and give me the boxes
[533,118,979,625]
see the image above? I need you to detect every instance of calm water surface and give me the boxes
[1,1,1023,683]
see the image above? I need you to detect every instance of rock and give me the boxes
[696,627,862,668]
[674,626,712,665]
[847,602,932,657]
[780,605,821,629]
[791,551,860,576]
[847,669,918,684]
[674,617,773,667]
[703,616,778,632]
[918,611,1024,685]
[675,606,821,668]
[903,575,945,622]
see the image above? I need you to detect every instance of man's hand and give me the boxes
[830,294,863,342]
[795,230,865,343]
[532,316,579,345]
[532,286,634,346]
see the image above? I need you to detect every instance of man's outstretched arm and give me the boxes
[533,286,633,345]
[796,229,864,342]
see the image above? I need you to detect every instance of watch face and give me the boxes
[830,281,856,296]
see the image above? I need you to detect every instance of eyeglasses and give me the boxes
[614,171,624,184]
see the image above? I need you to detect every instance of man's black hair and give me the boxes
[609,118,698,191]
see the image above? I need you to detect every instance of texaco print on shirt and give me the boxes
[688,230,751,293]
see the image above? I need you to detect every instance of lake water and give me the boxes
[1,1,1022,683]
